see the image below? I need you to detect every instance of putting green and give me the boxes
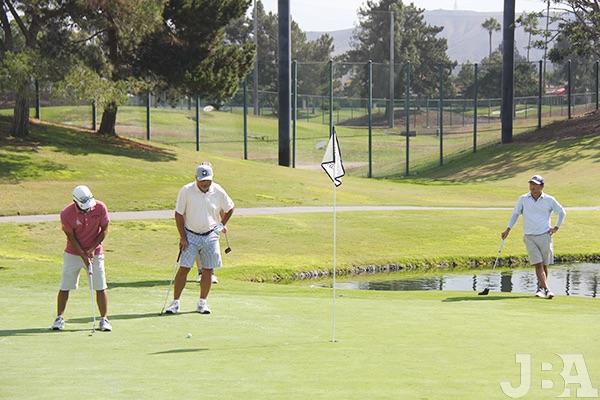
[1,282,598,399]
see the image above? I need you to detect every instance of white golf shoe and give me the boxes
[196,272,218,284]
[99,317,112,332]
[165,300,180,314]
[51,316,65,331]
[535,287,546,298]
[197,299,211,314]
[544,288,555,299]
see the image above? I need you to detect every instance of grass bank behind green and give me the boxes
[1,116,600,216]
[1,210,599,283]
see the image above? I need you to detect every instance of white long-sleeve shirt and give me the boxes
[507,192,566,235]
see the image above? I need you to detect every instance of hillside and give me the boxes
[306,9,559,64]
[1,111,599,216]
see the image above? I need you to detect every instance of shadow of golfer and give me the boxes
[443,295,533,302]
[67,311,197,323]
[150,348,209,355]
[149,339,330,356]
[0,327,89,337]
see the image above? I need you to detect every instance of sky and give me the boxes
[259,0,546,31]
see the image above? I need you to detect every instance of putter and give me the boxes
[87,261,96,336]
[478,239,506,295]
[160,250,182,315]
[224,232,232,254]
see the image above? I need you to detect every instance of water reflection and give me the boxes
[328,264,600,298]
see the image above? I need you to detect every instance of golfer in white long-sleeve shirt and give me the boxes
[501,175,566,299]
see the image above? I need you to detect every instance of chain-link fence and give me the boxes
[2,60,598,177]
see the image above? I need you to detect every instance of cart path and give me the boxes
[1,205,598,224]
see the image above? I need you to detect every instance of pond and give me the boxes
[318,263,600,298]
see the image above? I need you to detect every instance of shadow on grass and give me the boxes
[0,116,177,182]
[443,295,533,302]
[150,348,209,355]
[149,340,326,355]
[109,280,170,289]
[109,278,206,289]
[67,311,197,323]
[383,112,600,182]
[0,327,89,337]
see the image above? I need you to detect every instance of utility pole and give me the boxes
[388,10,394,128]
[278,0,291,166]
[501,0,516,144]
[253,0,259,115]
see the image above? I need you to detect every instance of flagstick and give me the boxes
[332,175,337,343]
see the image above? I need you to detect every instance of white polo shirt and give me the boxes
[175,182,234,233]
[507,192,566,235]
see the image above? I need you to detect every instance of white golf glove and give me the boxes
[213,223,225,234]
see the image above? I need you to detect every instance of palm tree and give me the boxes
[482,17,501,58]
[517,12,540,62]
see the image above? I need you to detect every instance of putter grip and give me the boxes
[176,250,182,263]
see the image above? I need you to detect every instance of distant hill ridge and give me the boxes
[306,9,557,64]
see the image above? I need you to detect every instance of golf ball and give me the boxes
[186,333,192,338]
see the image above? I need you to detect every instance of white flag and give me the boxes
[321,127,345,187]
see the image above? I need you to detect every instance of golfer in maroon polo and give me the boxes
[51,185,112,332]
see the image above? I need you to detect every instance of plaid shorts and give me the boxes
[180,229,222,269]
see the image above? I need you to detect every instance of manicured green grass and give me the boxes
[1,279,599,399]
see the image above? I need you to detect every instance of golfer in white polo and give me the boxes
[164,163,234,314]
[501,175,566,299]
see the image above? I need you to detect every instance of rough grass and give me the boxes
[1,112,600,215]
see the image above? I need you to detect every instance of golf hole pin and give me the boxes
[186,333,192,339]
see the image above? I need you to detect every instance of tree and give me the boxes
[458,49,537,99]
[548,33,596,93]
[229,0,333,114]
[137,0,255,111]
[548,1,600,60]
[0,1,71,138]
[516,12,541,62]
[481,17,501,58]
[343,0,454,100]
[64,1,166,135]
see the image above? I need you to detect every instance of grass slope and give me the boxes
[1,112,600,216]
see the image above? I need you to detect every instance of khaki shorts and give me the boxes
[523,233,554,266]
[60,252,107,291]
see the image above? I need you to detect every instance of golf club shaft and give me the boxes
[224,232,231,249]
[88,263,95,333]
[160,251,181,314]
[492,239,506,270]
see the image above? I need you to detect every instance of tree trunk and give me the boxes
[12,83,30,138]
[489,31,492,58]
[98,102,118,136]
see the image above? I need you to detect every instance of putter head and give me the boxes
[224,247,232,254]
[478,288,490,296]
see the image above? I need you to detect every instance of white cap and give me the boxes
[196,165,213,181]
[528,175,544,185]
[72,185,96,210]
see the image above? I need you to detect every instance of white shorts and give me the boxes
[60,252,107,291]
[523,233,554,266]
